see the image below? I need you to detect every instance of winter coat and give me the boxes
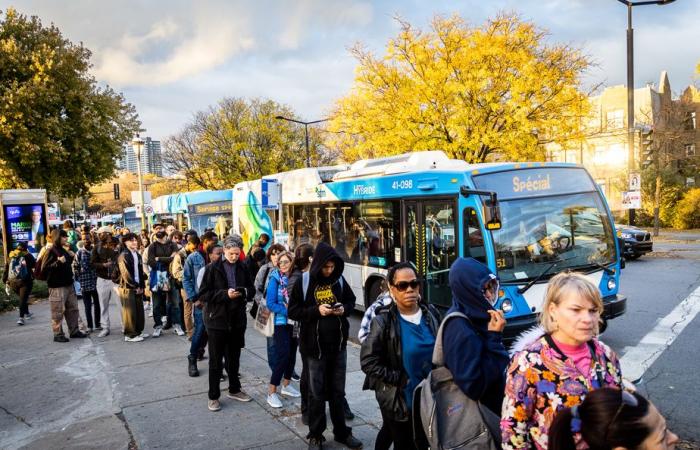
[442,257,510,415]
[117,249,146,290]
[147,240,179,273]
[266,268,293,325]
[198,258,254,344]
[90,242,119,281]
[183,250,206,301]
[43,246,75,288]
[501,328,623,450]
[360,302,441,422]
[288,242,356,359]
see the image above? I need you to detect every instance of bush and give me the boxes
[0,282,19,313]
[673,188,700,230]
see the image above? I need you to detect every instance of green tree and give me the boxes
[0,8,140,197]
[327,13,592,163]
[164,97,337,189]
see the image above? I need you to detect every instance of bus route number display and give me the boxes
[391,179,413,190]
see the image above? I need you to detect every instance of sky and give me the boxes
[3,0,698,142]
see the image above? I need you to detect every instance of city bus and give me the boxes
[232,151,626,338]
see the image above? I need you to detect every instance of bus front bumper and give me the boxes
[602,294,627,320]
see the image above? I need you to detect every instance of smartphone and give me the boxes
[331,303,343,310]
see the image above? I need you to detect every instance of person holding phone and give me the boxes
[198,235,254,412]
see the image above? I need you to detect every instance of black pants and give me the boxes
[307,349,351,440]
[207,328,242,400]
[82,290,100,329]
[300,353,309,416]
[17,281,33,318]
[378,409,420,450]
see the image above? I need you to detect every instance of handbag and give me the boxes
[254,301,275,337]
[249,299,259,319]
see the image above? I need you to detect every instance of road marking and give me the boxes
[620,284,700,382]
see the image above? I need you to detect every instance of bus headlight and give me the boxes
[501,299,513,313]
[607,278,616,291]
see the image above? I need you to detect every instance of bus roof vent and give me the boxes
[332,151,468,181]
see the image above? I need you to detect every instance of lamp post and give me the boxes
[132,134,147,232]
[616,0,676,225]
[274,116,330,168]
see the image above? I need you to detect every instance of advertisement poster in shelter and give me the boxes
[2,204,48,257]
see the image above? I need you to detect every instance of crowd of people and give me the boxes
[3,220,681,450]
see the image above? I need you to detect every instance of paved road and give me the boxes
[1,233,699,449]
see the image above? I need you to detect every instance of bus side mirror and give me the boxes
[483,201,502,231]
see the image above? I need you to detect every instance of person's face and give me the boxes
[140,237,148,246]
[223,246,241,264]
[260,236,269,246]
[390,268,420,312]
[186,241,197,252]
[483,279,499,306]
[125,238,139,252]
[548,289,599,345]
[60,235,68,245]
[210,247,223,262]
[278,255,293,275]
[321,260,335,278]
[32,211,41,223]
[166,225,175,235]
[639,403,678,450]
[154,225,164,233]
[270,250,280,266]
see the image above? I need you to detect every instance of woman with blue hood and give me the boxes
[442,257,509,415]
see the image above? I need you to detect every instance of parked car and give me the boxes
[616,224,653,260]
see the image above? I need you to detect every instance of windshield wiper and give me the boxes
[573,261,615,275]
[517,259,562,295]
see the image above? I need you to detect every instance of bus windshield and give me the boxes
[490,192,617,283]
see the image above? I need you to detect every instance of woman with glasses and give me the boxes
[265,251,302,408]
[441,257,509,417]
[548,387,678,450]
[501,272,623,450]
[360,262,441,450]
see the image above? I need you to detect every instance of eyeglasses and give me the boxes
[278,260,292,266]
[392,279,420,292]
[606,390,639,440]
[482,280,500,298]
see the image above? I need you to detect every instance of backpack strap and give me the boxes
[302,271,310,300]
[432,311,472,367]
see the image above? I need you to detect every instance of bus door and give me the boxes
[403,198,458,308]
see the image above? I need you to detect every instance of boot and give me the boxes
[188,355,199,377]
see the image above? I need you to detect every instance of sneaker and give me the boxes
[220,373,227,382]
[94,325,102,330]
[152,326,162,338]
[70,331,88,338]
[281,384,301,398]
[124,335,144,342]
[88,328,94,333]
[291,371,301,382]
[54,335,69,343]
[97,329,109,338]
[173,324,185,336]
[162,317,171,330]
[208,399,221,411]
[139,333,149,338]
[25,312,34,320]
[267,392,283,408]
[17,318,25,326]
[226,391,252,402]
[334,434,362,450]
[308,437,324,450]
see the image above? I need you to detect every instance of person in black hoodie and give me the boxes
[288,242,363,450]
[442,257,509,416]
[43,228,87,343]
[198,235,254,412]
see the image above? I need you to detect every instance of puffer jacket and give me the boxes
[266,268,293,325]
[360,302,441,422]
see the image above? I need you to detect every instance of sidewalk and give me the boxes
[0,300,380,450]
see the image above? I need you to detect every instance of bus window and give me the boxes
[349,201,399,267]
[463,208,487,264]
[424,201,457,272]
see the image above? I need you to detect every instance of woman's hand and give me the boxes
[487,310,506,332]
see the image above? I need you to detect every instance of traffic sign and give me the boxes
[621,191,642,210]
[629,172,641,191]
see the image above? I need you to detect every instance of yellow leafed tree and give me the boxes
[327,13,592,163]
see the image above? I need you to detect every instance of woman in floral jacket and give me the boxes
[501,272,623,450]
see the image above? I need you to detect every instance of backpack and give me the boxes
[7,255,24,281]
[33,248,57,281]
[414,311,501,450]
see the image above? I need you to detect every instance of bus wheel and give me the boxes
[365,278,384,310]
[599,319,608,334]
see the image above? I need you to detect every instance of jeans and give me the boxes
[307,349,351,440]
[207,328,242,400]
[266,336,276,372]
[153,289,181,327]
[81,290,100,329]
[18,280,33,318]
[270,325,297,386]
[189,307,208,358]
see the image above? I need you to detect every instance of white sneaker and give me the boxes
[267,393,283,408]
[25,312,34,320]
[124,336,144,342]
[173,324,185,336]
[139,333,149,338]
[152,327,162,338]
[98,329,109,338]
[281,384,301,398]
[17,317,25,326]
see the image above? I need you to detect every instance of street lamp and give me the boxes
[616,0,676,225]
[275,116,330,168]
[132,134,147,232]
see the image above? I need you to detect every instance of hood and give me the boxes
[509,325,545,357]
[447,257,497,323]
[309,242,344,283]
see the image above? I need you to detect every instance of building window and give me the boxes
[685,111,697,130]
[594,146,606,165]
[606,109,624,130]
[685,144,696,157]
